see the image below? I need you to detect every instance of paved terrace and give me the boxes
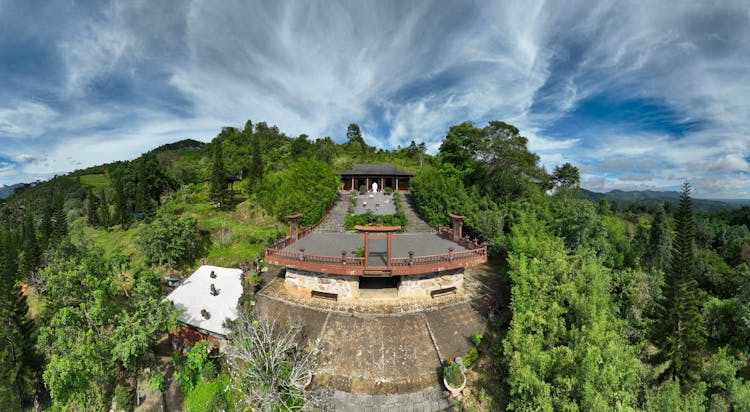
[284,232,466,266]
[352,192,398,215]
[253,260,502,411]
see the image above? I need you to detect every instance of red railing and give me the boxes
[265,245,487,276]
[265,196,488,276]
[437,227,485,250]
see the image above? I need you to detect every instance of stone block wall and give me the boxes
[398,269,464,299]
[284,269,360,300]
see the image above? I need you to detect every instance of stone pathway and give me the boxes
[317,194,349,232]
[332,387,454,412]
[401,193,435,233]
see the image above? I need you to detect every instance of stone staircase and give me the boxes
[400,193,435,233]
[315,194,349,232]
[315,192,435,233]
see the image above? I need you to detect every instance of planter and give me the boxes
[443,373,466,397]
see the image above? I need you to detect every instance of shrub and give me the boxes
[444,362,464,387]
[149,371,167,392]
[464,348,479,368]
[471,333,483,346]
[201,360,218,382]
[113,384,133,411]
[359,185,367,193]
[384,186,393,193]
[175,341,211,393]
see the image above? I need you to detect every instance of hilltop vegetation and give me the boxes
[1,118,750,410]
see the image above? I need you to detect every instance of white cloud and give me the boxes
[0,102,59,138]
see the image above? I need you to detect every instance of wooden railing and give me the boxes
[265,196,488,276]
[437,227,486,250]
[265,244,487,276]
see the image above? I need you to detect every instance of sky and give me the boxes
[0,1,749,198]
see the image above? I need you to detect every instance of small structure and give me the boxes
[165,265,243,348]
[339,164,415,192]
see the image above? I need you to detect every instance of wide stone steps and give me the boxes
[316,194,349,232]
[315,192,435,234]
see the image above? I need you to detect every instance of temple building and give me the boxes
[339,163,415,192]
[266,171,487,301]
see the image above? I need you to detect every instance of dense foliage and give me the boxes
[138,215,202,267]
[2,117,750,410]
[255,159,339,226]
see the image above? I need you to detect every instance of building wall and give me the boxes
[283,268,464,301]
[398,269,464,299]
[284,269,360,299]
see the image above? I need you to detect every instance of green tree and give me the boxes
[255,159,339,226]
[550,162,580,193]
[209,142,228,204]
[51,192,67,243]
[644,208,671,272]
[37,253,175,410]
[502,210,641,411]
[137,215,201,267]
[346,123,365,146]
[652,183,706,384]
[87,191,100,227]
[19,213,41,277]
[0,228,36,409]
[247,133,265,193]
[99,188,111,229]
[112,170,131,227]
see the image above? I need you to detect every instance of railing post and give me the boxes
[341,250,347,265]
[448,247,454,261]
[299,247,305,261]
[408,250,414,265]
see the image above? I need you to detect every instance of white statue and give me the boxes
[372,182,378,193]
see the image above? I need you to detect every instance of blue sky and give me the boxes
[1,1,749,198]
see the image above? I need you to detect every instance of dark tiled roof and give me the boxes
[339,164,415,176]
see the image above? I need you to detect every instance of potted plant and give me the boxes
[443,361,466,397]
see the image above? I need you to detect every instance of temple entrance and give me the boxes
[358,276,399,300]
[359,276,399,289]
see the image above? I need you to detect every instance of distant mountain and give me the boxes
[0,183,23,199]
[579,188,750,212]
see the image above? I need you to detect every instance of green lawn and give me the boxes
[79,173,112,189]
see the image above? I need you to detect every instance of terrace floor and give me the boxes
[352,192,398,215]
[253,258,504,410]
[284,232,466,266]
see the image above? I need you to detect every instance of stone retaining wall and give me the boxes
[284,268,464,301]
[284,269,360,299]
[398,269,464,299]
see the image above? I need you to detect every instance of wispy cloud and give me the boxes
[0,0,748,198]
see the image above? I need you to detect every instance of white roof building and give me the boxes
[165,265,244,337]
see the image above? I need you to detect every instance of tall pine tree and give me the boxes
[652,182,705,384]
[112,172,131,228]
[0,227,36,408]
[99,189,110,229]
[19,214,41,277]
[210,142,228,204]
[246,134,264,193]
[51,191,67,243]
[87,191,100,227]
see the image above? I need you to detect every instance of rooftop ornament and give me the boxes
[210,283,218,296]
[210,270,217,279]
[201,309,211,319]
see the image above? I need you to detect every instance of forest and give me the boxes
[1,119,750,411]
